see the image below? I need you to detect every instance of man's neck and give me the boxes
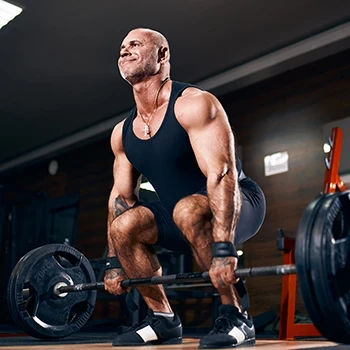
[133,76,171,116]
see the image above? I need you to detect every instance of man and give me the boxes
[104,27,266,349]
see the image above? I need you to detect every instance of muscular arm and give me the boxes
[107,121,141,256]
[176,89,242,243]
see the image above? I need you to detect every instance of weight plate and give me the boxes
[296,193,331,338]
[7,244,97,339]
[309,190,350,343]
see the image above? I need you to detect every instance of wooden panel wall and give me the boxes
[2,48,350,321]
[2,139,114,259]
[221,48,350,315]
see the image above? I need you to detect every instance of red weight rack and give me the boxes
[278,126,346,340]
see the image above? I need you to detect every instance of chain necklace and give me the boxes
[139,77,169,138]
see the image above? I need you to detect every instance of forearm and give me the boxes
[207,168,242,243]
[107,210,117,257]
[107,193,138,257]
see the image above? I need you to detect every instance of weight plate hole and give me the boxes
[68,301,89,325]
[53,252,79,268]
[22,282,37,317]
[332,211,346,241]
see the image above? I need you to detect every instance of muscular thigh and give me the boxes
[141,201,191,252]
[112,205,158,244]
[235,177,266,244]
[174,180,266,246]
[196,179,266,245]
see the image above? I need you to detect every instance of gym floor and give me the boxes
[0,338,346,350]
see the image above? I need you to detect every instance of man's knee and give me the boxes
[173,194,211,233]
[110,210,135,246]
[110,207,156,247]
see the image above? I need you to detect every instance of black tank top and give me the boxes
[122,81,242,214]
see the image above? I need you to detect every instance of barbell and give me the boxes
[6,190,350,343]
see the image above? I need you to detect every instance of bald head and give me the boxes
[128,28,170,58]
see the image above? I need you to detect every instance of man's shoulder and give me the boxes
[175,89,220,131]
[111,119,126,143]
[176,86,216,109]
[114,118,126,132]
[173,80,202,94]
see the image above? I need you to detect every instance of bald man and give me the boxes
[104,28,266,348]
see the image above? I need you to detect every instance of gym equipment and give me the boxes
[6,190,350,342]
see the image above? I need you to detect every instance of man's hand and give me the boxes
[209,256,239,289]
[104,268,131,295]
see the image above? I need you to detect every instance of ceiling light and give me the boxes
[0,0,23,30]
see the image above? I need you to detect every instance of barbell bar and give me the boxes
[6,190,350,343]
[21,264,296,299]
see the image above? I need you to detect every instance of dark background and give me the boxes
[1,0,350,331]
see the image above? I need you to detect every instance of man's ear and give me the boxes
[158,46,168,63]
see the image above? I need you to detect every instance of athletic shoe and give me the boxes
[199,305,255,348]
[112,309,182,346]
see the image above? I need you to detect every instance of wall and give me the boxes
[221,48,350,315]
[2,48,350,322]
[1,139,114,259]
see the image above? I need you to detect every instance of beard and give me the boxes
[120,65,155,85]
[119,52,159,85]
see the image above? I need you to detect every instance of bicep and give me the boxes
[112,152,141,197]
[109,124,141,206]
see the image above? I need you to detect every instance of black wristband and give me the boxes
[212,242,238,259]
[105,257,121,270]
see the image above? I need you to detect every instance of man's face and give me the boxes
[118,30,159,84]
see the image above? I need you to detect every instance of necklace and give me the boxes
[139,77,169,138]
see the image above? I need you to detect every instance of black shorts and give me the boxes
[140,177,266,252]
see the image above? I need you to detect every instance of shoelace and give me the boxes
[211,317,240,334]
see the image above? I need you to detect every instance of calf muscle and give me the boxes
[109,205,172,312]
